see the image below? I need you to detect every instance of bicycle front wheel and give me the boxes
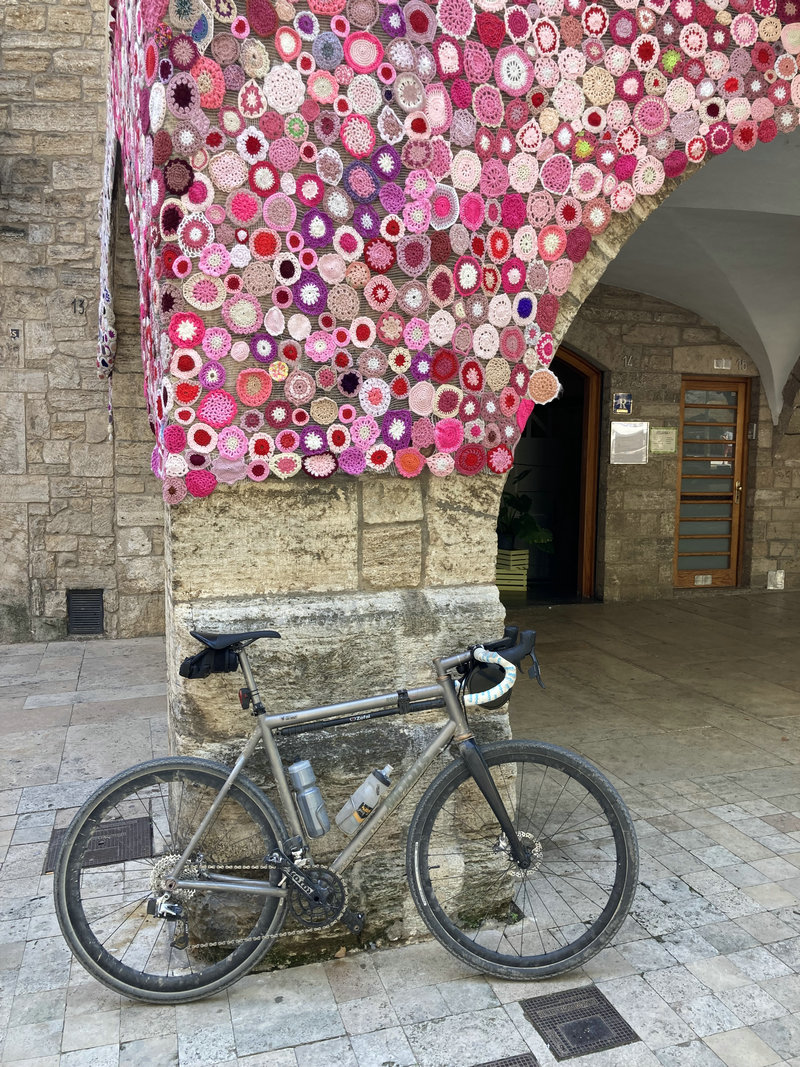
[407,740,638,979]
[54,757,287,1003]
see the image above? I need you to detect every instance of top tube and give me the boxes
[257,683,446,730]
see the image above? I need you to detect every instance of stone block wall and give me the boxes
[565,285,800,599]
[166,474,509,956]
[0,0,163,641]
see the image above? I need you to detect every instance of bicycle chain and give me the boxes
[179,863,348,950]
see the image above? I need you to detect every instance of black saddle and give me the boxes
[190,629,281,650]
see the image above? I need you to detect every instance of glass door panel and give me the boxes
[675,380,748,589]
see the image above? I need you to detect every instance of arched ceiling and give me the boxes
[599,135,800,422]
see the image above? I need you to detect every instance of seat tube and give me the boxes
[238,648,304,841]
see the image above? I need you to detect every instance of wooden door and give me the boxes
[557,347,601,599]
[674,378,749,588]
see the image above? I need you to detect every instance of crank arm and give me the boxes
[339,908,365,936]
[267,850,329,902]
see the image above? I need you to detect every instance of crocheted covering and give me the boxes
[105,0,800,502]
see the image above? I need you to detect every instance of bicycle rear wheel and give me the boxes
[406,740,638,979]
[54,757,287,1003]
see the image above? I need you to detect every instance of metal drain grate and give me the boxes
[43,816,154,874]
[521,986,639,1061]
[66,588,104,635]
[475,1055,540,1067]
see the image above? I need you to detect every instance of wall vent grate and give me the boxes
[66,589,104,635]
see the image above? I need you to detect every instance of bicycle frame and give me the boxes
[168,647,477,897]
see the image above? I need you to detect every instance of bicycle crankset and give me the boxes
[288,866,347,927]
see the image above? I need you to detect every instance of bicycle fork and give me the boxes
[458,739,532,869]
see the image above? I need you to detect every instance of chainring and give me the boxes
[288,866,347,928]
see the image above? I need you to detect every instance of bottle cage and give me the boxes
[179,647,240,679]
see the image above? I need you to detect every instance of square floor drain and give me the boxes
[475,1056,540,1067]
[43,817,154,874]
[521,986,639,1061]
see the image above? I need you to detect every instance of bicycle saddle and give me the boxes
[190,629,281,649]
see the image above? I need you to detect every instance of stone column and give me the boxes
[165,473,509,959]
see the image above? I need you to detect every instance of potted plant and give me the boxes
[496,490,554,553]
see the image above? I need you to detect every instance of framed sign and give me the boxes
[650,427,677,454]
[610,421,649,464]
[612,393,633,415]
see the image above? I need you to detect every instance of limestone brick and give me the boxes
[117,556,166,596]
[70,442,113,477]
[361,478,423,524]
[116,494,164,529]
[0,394,27,474]
[167,479,361,600]
[424,473,505,587]
[361,524,422,590]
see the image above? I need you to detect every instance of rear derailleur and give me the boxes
[146,894,189,949]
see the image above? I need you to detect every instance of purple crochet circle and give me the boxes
[300,209,335,248]
[352,203,381,238]
[292,271,328,315]
[378,181,405,214]
[299,424,328,455]
[249,333,278,363]
[410,353,432,380]
[338,446,367,475]
[372,144,402,183]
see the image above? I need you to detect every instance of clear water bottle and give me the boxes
[288,759,330,838]
[335,765,393,836]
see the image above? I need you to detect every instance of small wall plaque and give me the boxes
[649,427,677,454]
[610,421,649,465]
[612,392,633,415]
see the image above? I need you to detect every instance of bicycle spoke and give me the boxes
[410,741,637,978]
[56,760,284,1001]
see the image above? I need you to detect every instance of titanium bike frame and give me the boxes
[168,645,525,897]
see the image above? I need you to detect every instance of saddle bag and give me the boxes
[179,647,239,679]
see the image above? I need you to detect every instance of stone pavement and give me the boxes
[1,592,800,1066]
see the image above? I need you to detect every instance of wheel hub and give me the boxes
[495,831,543,877]
[149,854,199,903]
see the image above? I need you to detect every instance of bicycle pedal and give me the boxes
[339,908,365,936]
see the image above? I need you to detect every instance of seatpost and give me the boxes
[237,647,266,714]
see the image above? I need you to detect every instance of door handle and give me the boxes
[734,481,743,503]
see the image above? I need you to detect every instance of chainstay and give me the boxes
[186,863,348,949]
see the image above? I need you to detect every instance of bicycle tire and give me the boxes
[406,740,638,979]
[54,757,288,1003]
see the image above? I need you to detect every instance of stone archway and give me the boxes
[102,0,800,951]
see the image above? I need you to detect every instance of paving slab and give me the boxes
[2,593,800,1065]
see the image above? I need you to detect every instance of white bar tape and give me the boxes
[463,647,517,706]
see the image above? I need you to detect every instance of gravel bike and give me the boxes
[53,626,638,1003]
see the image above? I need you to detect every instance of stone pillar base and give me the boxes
[165,475,508,962]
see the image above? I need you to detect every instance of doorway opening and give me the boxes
[498,347,601,604]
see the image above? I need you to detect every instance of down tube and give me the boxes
[330,719,456,876]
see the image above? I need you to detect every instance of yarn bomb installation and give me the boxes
[102,0,800,502]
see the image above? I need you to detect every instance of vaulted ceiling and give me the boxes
[599,135,800,421]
